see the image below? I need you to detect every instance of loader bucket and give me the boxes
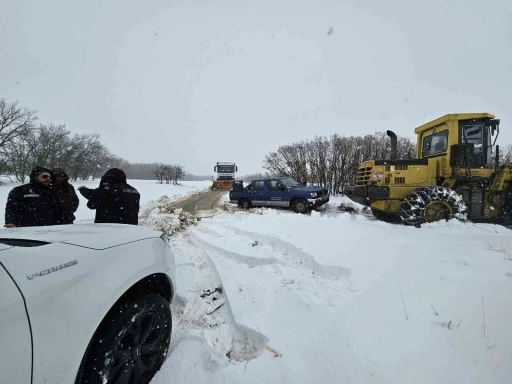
[212,180,233,190]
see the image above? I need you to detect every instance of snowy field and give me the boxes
[154,198,512,384]
[0,177,212,223]
[1,177,512,383]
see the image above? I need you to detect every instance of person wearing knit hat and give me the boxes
[52,167,79,224]
[4,166,61,228]
[78,168,140,225]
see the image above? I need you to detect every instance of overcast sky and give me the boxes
[1,0,511,175]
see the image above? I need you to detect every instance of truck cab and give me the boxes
[229,177,329,213]
[212,162,238,189]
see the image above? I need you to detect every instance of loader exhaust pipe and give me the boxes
[387,130,398,160]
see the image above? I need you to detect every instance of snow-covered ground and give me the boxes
[2,177,511,382]
[153,198,512,384]
[0,177,212,223]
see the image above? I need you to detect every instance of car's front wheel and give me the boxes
[76,294,172,384]
[238,198,251,209]
[292,198,309,214]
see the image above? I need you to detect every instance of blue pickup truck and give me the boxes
[229,177,330,213]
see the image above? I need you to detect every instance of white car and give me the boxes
[0,223,176,384]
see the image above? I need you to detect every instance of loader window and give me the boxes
[462,125,483,153]
[422,130,448,157]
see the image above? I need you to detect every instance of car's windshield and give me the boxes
[280,177,303,188]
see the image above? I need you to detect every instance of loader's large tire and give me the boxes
[399,186,467,226]
[371,208,402,224]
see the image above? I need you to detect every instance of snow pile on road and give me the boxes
[215,201,265,215]
[139,195,198,235]
[154,207,512,384]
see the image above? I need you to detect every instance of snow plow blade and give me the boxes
[212,180,233,190]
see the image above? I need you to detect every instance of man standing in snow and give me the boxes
[77,168,140,225]
[52,167,80,224]
[4,166,61,228]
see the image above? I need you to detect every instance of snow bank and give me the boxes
[138,195,199,236]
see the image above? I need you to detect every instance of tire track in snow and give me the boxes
[192,223,351,280]
[168,233,269,367]
[227,225,351,280]
[190,229,288,268]
[188,222,362,310]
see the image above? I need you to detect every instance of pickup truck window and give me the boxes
[254,181,265,191]
[267,180,283,190]
[280,177,303,188]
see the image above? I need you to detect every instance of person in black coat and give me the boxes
[52,167,80,224]
[4,166,61,228]
[77,168,140,225]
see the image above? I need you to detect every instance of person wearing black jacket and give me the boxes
[4,166,61,228]
[52,167,80,224]
[78,168,140,225]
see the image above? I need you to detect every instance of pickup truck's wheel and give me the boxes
[292,198,308,214]
[76,294,171,384]
[239,199,251,209]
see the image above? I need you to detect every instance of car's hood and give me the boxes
[0,243,13,251]
[0,223,163,250]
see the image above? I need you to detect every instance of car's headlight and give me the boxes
[310,192,317,198]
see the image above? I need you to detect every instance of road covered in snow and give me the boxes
[153,194,512,384]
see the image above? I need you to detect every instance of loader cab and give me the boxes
[457,118,500,168]
[415,113,499,171]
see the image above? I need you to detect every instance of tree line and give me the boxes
[0,98,190,184]
[154,164,185,185]
[262,132,416,195]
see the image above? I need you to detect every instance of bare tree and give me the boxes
[0,99,38,175]
[154,164,165,184]
[263,131,417,194]
[152,164,185,185]
[30,124,70,167]
[240,172,276,182]
[162,165,172,184]
[0,99,38,149]
[0,98,192,183]
[2,128,39,182]
[172,164,185,185]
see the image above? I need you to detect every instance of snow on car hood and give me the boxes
[0,223,163,249]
